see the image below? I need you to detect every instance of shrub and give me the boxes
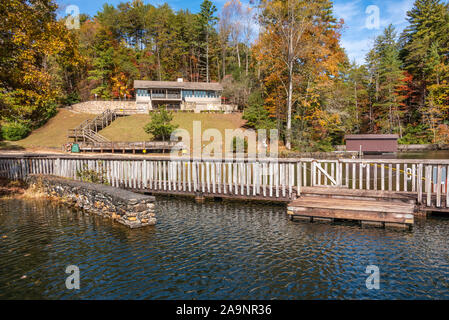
[231,137,248,154]
[242,90,275,130]
[1,122,31,141]
[76,163,109,184]
[398,124,432,144]
[144,108,178,141]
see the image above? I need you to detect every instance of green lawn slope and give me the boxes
[2,109,246,151]
[99,112,246,142]
[6,109,95,150]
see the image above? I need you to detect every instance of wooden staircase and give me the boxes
[288,186,417,228]
[67,109,129,143]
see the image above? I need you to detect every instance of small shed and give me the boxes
[344,134,399,153]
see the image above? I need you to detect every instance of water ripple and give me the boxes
[1,198,449,299]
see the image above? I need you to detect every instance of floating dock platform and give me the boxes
[288,187,416,228]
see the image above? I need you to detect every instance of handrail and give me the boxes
[1,156,449,207]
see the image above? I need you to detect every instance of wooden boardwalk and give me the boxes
[1,154,449,228]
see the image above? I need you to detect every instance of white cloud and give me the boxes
[333,0,362,23]
[384,0,414,26]
[341,38,374,65]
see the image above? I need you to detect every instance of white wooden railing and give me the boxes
[1,155,448,207]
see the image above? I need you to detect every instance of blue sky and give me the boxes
[56,0,423,65]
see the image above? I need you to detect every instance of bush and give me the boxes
[63,92,81,106]
[144,108,178,141]
[398,124,432,144]
[242,90,275,130]
[76,163,109,185]
[231,137,248,154]
[1,122,31,141]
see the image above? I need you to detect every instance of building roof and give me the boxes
[345,134,399,140]
[134,80,223,91]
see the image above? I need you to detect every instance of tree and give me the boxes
[144,108,179,141]
[198,0,218,83]
[0,0,83,135]
[255,0,345,150]
[242,90,275,130]
[257,0,315,149]
[401,0,449,109]
[367,25,406,135]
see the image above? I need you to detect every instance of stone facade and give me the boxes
[68,101,140,114]
[27,175,156,228]
[68,100,238,114]
[67,100,238,114]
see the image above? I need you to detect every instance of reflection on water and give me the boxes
[1,197,449,299]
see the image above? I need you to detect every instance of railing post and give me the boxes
[312,160,316,187]
[417,163,423,204]
[55,158,61,176]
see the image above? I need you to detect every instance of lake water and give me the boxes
[1,197,449,299]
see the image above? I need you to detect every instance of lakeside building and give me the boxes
[345,134,399,154]
[134,78,237,113]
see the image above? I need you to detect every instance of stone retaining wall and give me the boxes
[27,175,156,228]
[68,101,139,114]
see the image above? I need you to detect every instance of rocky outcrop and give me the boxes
[27,175,156,228]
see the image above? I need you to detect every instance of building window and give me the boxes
[207,91,217,98]
[195,90,206,98]
[137,89,149,96]
[152,89,165,98]
[182,90,193,98]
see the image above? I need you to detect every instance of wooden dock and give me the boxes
[1,155,449,229]
[74,141,183,154]
[287,189,415,228]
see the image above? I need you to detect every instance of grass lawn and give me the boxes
[2,109,246,151]
[2,109,95,150]
[99,112,246,142]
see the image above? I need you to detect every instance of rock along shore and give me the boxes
[27,174,156,228]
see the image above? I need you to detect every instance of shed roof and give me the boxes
[345,134,399,140]
[134,80,223,91]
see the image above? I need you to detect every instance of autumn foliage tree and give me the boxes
[255,0,345,150]
[0,0,82,139]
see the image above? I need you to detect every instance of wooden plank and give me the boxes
[426,165,432,207]
[288,206,413,225]
[275,162,279,198]
[304,162,308,186]
[269,162,273,197]
[217,162,222,194]
[281,163,286,197]
[352,163,356,189]
[233,162,238,195]
[447,165,449,208]
[388,164,393,191]
[345,163,349,187]
[262,162,267,197]
[201,162,205,193]
[289,163,293,197]
[417,163,422,204]
[188,161,192,192]
[437,164,442,207]
[373,163,378,190]
[289,197,415,214]
[366,163,370,190]
[192,161,198,192]
[404,164,408,192]
[359,162,363,189]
